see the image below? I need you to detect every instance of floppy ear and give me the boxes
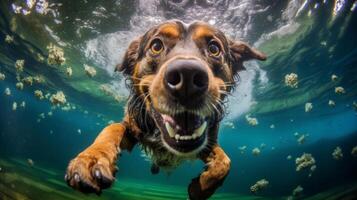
[229,40,267,74]
[115,37,142,75]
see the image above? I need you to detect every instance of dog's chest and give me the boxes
[139,134,196,170]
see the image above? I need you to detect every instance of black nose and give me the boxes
[164,59,209,104]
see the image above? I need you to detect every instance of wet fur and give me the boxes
[65,20,267,199]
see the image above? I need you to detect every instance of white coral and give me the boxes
[66,67,73,77]
[84,64,96,77]
[332,146,343,160]
[252,147,261,156]
[250,179,269,193]
[296,153,316,172]
[297,134,308,145]
[5,35,14,43]
[16,82,24,90]
[245,114,258,126]
[328,100,335,107]
[12,102,17,111]
[331,74,338,81]
[34,90,44,100]
[47,43,66,65]
[4,88,11,96]
[239,145,247,154]
[50,91,66,105]
[22,76,33,85]
[15,59,25,72]
[335,86,345,94]
[305,102,313,112]
[292,185,303,197]
[0,73,5,80]
[285,73,298,88]
[20,101,26,108]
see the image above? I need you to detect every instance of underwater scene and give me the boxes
[1,0,357,199]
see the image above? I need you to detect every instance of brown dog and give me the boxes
[65,20,266,199]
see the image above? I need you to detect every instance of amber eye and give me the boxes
[150,39,164,54]
[208,41,221,56]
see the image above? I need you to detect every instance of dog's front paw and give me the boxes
[188,177,212,200]
[65,150,118,194]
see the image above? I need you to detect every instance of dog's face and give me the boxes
[117,20,266,156]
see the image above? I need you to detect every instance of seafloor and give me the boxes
[0,158,356,200]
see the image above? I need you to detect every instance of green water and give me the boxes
[1,0,357,199]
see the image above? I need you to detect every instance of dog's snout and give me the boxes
[164,59,208,103]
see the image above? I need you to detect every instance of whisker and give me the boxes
[130,76,144,81]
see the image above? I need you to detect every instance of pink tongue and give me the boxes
[161,113,203,134]
[162,114,175,124]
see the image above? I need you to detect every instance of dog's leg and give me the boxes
[188,145,231,200]
[65,123,127,194]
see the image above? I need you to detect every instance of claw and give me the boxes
[74,173,80,183]
[95,169,102,179]
[65,153,117,194]
[64,174,69,181]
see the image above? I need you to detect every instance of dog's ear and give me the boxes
[229,40,267,74]
[115,37,142,75]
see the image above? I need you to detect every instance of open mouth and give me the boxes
[151,108,208,155]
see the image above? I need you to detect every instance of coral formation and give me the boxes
[305,102,313,112]
[250,179,269,193]
[15,59,25,72]
[223,121,235,129]
[0,72,5,80]
[335,86,345,94]
[34,90,44,100]
[22,76,33,86]
[12,102,17,111]
[332,146,343,160]
[252,147,261,156]
[47,43,66,65]
[328,100,335,107]
[295,153,316,172]
[4,88,11,96]
[16,82,24,90]
[84,64,96,77]
[297,134,308,145]
[27,158,34,167]
[331,74,338,81]
[285,73,298,88]
[292,185,304,197]
[239,145,247,154]
[20,101,26,108]
[50,91,66,105]
[33,75,45,84]
[245,114,258,126]
[66,67,73,77]
[5,35,14,43]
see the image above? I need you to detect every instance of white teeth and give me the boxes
[165,122,176,138]
[194,121,207,138]
[165,121,207,141]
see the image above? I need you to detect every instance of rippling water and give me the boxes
[0,0,357,199]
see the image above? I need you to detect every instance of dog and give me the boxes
[65,20,266,200]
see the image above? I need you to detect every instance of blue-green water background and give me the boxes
[1,0,357,199]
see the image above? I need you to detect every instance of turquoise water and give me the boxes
[1,0,357,199]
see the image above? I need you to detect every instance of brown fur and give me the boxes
[65,20,266,199]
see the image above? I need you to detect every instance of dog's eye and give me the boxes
[150,39,164,54]
[208,41,221,56]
